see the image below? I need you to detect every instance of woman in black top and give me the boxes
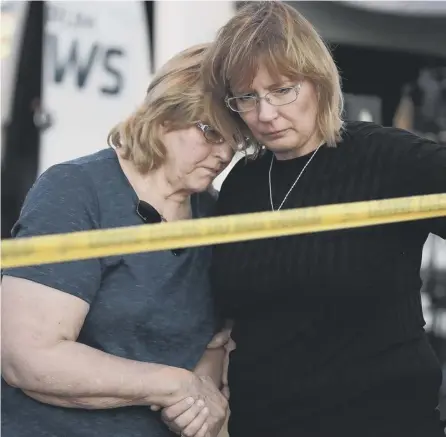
[197,2,446,436]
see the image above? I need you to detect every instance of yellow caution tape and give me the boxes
[2,194,446,269]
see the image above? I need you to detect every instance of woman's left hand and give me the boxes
[206,321,233,349]
[221,337,236,400]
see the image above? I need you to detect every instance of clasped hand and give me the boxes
[154,326,234,436]
[160,375,228,437]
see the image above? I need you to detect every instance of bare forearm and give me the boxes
[6,340,189,409]
[194,347,225,388]
[22,390,140,409]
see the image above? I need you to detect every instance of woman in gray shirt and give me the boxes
[2,44,234,437]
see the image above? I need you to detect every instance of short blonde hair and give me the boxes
[202,1,344,152]
[108,44,231,173]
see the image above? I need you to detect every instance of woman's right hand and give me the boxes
[160,397,210,437]
[163,373,228,436]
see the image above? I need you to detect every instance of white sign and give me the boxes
[39,1,151,174]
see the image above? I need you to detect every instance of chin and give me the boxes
[189,179,213,193]
[263,134,309,156]
[264,140,299,154]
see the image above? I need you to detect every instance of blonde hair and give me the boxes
[108,44,229,173]
[202,1,344,153]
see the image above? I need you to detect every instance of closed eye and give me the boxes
[272,87,293,95]
[237,93,256,101]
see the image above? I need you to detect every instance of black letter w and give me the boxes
[50,35,99,88]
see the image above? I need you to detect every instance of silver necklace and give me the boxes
[268,145,321,211]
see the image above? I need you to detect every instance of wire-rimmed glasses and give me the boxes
[196,121,224,144]
[225,83,302,113]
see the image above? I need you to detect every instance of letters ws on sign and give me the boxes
[44,3,127,95]
[38,1,151,175]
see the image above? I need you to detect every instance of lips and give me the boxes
[204,167,220,176]
[262,128,289,136]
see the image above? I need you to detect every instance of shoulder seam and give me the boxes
[52,163,102,227]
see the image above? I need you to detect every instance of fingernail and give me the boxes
[197,399,205,407]
[186,397,194,405]
[203,407,209,414]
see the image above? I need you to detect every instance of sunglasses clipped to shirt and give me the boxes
[136,200,185,256]
[134,121,222,256]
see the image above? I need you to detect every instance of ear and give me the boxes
[160,120,170,130]
[159,120,176,139]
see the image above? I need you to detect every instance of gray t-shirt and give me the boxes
[2,148,218,437]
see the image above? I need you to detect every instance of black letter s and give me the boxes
[100,48,124,95]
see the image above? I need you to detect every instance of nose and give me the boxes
[257,98,278,122]
[213,141,234,166]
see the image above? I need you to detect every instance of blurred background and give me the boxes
[1,0,446,419]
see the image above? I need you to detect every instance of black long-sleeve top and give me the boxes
[211,121,446,437]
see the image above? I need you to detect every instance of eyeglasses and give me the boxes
[196,121,225,144]
[136,200,185,256]
[225,83,302,113]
